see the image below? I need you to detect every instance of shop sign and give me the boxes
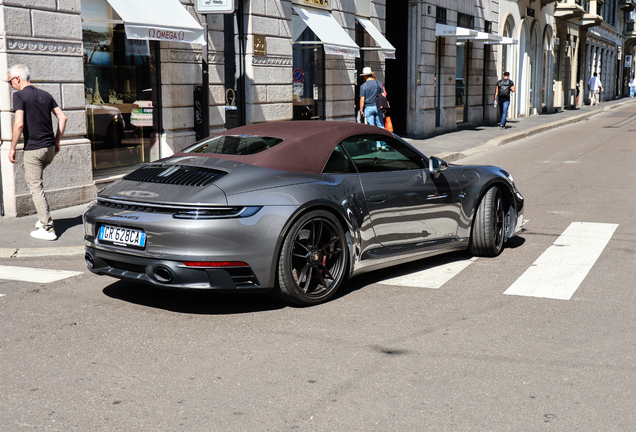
[254,35,267,56]
[292,0,331,11]
[196,0,236,14]
[148,28,186,42]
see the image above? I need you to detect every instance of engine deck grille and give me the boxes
[124,165,225,186]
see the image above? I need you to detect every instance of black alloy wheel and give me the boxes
[469,187,506,257]
[277,210,347,305]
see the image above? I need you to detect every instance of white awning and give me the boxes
[355,17,396,60]
[106,0,204,45]
[485,37,518,45]
[458,31,503,43]
[292,5,360,58]
[435,23,478,38]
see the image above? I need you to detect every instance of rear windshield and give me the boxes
[183,135,283,155]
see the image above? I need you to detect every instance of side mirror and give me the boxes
[429,156,448,178]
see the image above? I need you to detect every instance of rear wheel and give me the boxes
[469,187,505,257]
[276,210,347,306]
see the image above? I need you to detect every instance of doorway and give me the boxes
[384,0,408,135]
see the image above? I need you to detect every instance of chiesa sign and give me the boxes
[292,0,331,11]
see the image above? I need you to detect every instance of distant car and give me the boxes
[84,121,524,305]
[130,88,153,128]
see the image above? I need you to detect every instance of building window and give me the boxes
[81,0,160,171]
[458,13,475,30]
[292,12,325,120]
[485,20,493,34]
[436,7,447,25]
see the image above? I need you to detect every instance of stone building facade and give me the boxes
[396,0,502,138]
[0,0,392,217]
[500,0,557,119]
[0,0,95,218]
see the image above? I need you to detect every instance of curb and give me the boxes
[435,99,636,162]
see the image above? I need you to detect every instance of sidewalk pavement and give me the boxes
[403,97,636,161]
[1,97,635,257]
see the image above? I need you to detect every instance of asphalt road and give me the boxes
[2,105,636,431]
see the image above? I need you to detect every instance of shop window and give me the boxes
[436,7,447,25]
[292,13,325,120]
[82,0,160,171]
[458,13,474,30]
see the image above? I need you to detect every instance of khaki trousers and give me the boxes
[589,90,600,105]
[23,146,56,231]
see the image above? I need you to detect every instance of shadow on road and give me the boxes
[103,239,527,312]
[55,215,83,238]
[103,281,284,315]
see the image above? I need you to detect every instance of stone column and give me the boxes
[584,41,592,105]
[601,48,607,101]
[0,0,95,218]
[245,0,293,125]
[159,2,226,154]
[326,3,357,122]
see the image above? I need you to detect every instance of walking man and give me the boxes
[7,64,67,240]
[359,67,385,129]
[588,72,603,106]
[494,72,515,130]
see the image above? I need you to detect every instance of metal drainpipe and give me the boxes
[237,0,247,126]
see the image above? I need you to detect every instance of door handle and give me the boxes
[370,195,389,203]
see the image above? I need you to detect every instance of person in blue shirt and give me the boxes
[359,67,385,129]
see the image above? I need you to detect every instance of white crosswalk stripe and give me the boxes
[376,222,617,299]
[379,256,478,289]
[0,265,83,284]
[504,222,618,300]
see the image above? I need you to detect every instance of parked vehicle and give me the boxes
[84,121,524,305]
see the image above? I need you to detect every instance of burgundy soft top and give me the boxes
[174,121,394,174]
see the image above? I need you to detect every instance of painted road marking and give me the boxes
[379,256,478,289]
[504,222,618,300]
[0,265,83,284]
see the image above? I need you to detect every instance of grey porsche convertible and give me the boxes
[84,121,524,305]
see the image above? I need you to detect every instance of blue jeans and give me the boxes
[499,98,510,127]
[364,105,384,128]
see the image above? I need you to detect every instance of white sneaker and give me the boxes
[30,226,57,241]
[35,220,43,229]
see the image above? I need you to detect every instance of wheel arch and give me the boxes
[469,179,518,241]
[270,201,356,286]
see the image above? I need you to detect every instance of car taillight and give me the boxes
[182,261,249,268]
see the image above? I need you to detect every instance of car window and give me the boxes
[340,135,425,173]
[323,145,358,174]
[183,135,283,155]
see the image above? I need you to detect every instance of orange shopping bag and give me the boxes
[385,116,394,132]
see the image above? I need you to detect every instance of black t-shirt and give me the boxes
[497,79,514,100]
[12,86,59,151]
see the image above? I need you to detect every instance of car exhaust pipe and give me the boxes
[85,253,95,269]
[153,266,174,284]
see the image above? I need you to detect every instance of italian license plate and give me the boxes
[98,224,146,249]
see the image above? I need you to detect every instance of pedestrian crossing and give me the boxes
[0,222,619,301]
[378,222,618,300]
[0,265,82,284]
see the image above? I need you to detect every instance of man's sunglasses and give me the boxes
[7,76,18,84]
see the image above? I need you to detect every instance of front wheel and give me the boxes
[276,210,347,306]
[469,187,506,257]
